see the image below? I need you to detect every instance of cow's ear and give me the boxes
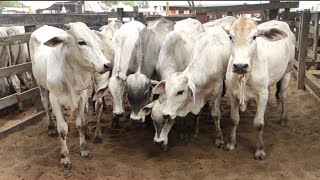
[257,28,288,42]
[43,35,67,47]
[150,80,159,87]
[188,80,196,104]
[152,80,166,94]
[93,82,108,101]
[139,101,156,117]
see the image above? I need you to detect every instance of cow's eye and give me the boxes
[253,36,256,40]
[229,36,233,41]
[177,90,184,96]
[78,41,87,46]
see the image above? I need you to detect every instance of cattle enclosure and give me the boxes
[0,2,320,179]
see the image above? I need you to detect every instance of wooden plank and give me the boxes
[293,58,298,68]
[117,8,124,22]
[305,70,320,89]
[307,49,315,59]
[297,10,311,90]
[0,14,109,27]
[309,25,320,34]
[0,62,32,79]
[145,15,197,22]
[0,111,45,141]
[305,84,320,102]
[0,32,31,46]
[195,2,299,13]
[19,87,40,101]
[312,12,319,62]
[0,94,17,110]
[292,66,298,78]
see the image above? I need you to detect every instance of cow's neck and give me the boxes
[62,58,92,94]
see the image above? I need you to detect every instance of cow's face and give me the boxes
[126,73,151,122]
[108,73,126,117]
[43,22,112,74]
[224,18,288,74]
[139,99,166,143]
[153,73,195,120]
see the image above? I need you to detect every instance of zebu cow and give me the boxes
[30,22,112,169]
[149,26,231,150]
[94,19,174,128]
[223,18,295,160]
[0,28,11,98]
[203,16,236,30]
[139,18,205,150]
[91,20,123,142]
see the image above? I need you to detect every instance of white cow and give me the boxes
[148,26,231,150]
[0,28,11,98]
[223,18,295,160]
[203,16,236,30]
[139,18,205,150]
[30,22,112,169]
[91,20,123,143]
[94,19,174,128]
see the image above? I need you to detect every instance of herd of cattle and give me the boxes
[0,16,295,170]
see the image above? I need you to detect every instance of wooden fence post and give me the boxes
[312,12,319,62]
[133,6,139,20]
[117,8,123,23]
[297,10,311,89]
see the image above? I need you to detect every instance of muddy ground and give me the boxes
[0,76,320,180]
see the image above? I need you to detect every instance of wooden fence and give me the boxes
[279,10,320,102]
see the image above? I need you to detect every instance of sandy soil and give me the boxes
[0,76,320,180]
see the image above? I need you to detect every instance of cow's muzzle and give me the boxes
[233,63,248,74]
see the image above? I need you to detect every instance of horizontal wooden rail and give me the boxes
[305,70,320,90]
[0,14,109,27]
[0,87,39,110]
[195,2,299,13]
[0,32,31,46]
[0,62,32,79]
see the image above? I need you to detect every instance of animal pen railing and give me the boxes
[279,10,320,102]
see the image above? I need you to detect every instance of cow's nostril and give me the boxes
[104,63,112,71]
[233,63,248,71]
[163,114,170,120]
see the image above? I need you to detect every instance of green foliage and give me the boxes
[102,1,119,7]
[123,1,135,7]
[102,1,136,7]
[137,1,149,8]
[0,1,25,8]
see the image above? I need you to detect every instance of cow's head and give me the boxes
[139,98,167,143]
[43,22,112,74]
[152,72,195,120]
[126,73,158,122]
[223,18,288,74]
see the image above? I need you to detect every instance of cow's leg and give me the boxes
[9,75,23,111]
[93,97,103,143]
[253,90,268,160]
[224,94,240,151]
[39,86,57,137]
[278,72,290,127]
[194,114,200,138]
[76,93,92,159]
[50,95,71,170]
[212,82,224,148]
[159,119,175,151]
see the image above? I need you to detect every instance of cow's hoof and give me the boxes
[60,159,71,170]
[48,129,58,137]
[162,144,169,152]
[215,139,224,149]
[81,151,92,160]
[254,150,266,160]
[93,136,102,143]
[223,143,235,151]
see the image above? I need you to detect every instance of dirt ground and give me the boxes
[0,75,320,180]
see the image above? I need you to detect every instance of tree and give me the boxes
[137,1,149,8]
[0,1,25,8]
[102,1,135,8]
